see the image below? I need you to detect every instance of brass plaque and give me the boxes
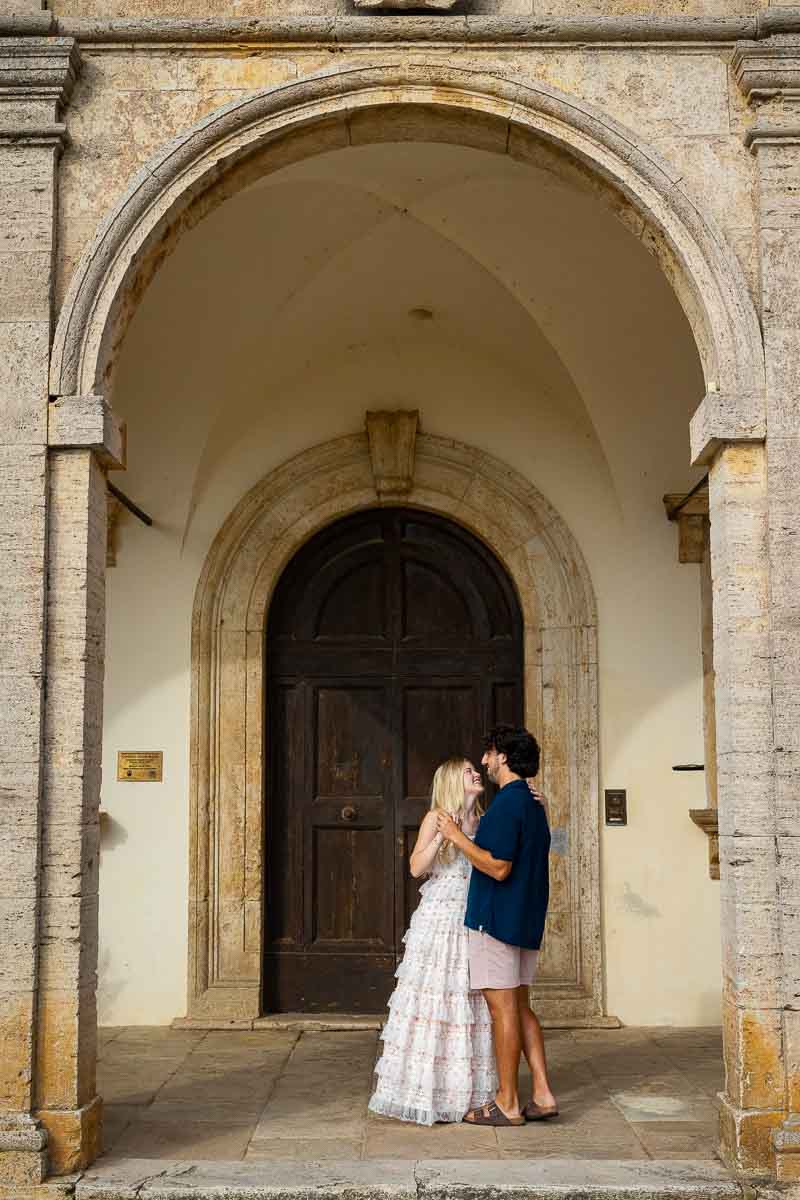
[117,751,163,782]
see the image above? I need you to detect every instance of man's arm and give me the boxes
[435,813,512,881]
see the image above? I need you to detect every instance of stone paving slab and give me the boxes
[94,1027,724,1164]
[74,1158,745,1200]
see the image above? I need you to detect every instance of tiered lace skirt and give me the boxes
[368,858,497,1125]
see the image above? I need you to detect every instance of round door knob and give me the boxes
[341,805,357,822]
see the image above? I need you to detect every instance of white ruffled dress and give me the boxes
[368,839,497,1125]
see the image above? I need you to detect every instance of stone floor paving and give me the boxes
[97,1025,723,1163]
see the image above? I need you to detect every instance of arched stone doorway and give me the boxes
[264,507,524,1014]
[186,432,600,1025]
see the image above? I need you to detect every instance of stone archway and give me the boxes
[185,432,601,1024]
[49,61,764,416]
[36,57,776,1174]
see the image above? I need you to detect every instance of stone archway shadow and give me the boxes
[185,431,602,1023]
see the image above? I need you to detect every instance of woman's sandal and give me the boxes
[523,1101,559,1121]
[463,1101,525,1127]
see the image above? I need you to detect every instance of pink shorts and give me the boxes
[468,928,539,991]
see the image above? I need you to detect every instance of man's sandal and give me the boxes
[523,1101,559,1121]
[463,1101,525,1127]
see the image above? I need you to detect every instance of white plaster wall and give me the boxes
[99,141,719,1027]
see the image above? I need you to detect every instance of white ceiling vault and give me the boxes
[113,139,704,555]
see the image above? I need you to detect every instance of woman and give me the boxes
[368,758,497,1125]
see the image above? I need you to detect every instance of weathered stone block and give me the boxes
[0,321,49,444]
[48,396,125,468]
[719,1091,785,1174]
[690,391,766,465]
[35,985,97,1112]
[0,251,51,322]
[716,752,775,837]
[0,991,36,1111]
[0,1146,47,1187]
[774,1116,800,1182]
[722,993,786,1111]
[0,145,56,255]
[719,835,777,908]
[720,896,782,1009]
[0,899,38,992]
[36,1095,102,1176]
[0,671,44,775]
[757,140,800,230]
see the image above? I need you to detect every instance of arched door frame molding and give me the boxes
[49,61,764,411]
[185,432,602,1022]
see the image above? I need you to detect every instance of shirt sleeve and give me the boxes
[477,801,521,863]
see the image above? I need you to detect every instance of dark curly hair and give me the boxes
[483,724,540,779]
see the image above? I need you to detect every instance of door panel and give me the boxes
[315,686,387,798]
[265,509,523,1013]
[312,825,388,944]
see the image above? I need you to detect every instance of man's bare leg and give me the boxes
[483,987,523,1118]
[516,985,557,1108]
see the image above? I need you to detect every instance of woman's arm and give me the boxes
[435,812,512,881]
[409,811,444,878]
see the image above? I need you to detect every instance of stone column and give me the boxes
[730,40,800,1180]
[0,34,79,1190]
[690,387,775,1175]
[36,416,122,1174]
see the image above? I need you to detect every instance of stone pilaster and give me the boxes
[733,39,800,1181]
[0,36,78,1190]
[705,443,779,1175]
[35,447,112,1175]
[36,398,122,1176]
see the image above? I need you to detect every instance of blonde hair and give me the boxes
[430,757,484,863]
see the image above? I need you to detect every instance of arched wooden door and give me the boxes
[264,508,523,1013]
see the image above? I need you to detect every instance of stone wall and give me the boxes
[45,2,776,22]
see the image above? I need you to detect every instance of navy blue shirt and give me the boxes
[464,779,550,950]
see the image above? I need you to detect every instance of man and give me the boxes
[436,725,557,1127]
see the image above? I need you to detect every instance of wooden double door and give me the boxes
[264,509,523,1013]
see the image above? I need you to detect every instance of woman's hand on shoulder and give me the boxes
[527,781,549,815]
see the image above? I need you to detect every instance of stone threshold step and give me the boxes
[72,1158,746,1200]
[172,1015,623,1032]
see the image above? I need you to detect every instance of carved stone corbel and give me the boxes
[733,42,800,150]
[365,410,419,499]
[689,808,720,880]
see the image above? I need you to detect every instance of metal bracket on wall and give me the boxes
[107,479,153,526]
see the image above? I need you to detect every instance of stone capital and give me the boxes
[0,36,80,142]
[690,391,767,466]
[734,41,800,101]
[734,40,800,150]
[48,395,126,469]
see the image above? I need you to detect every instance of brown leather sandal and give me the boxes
[463,1101,525,1127]
[524,1101,559,1121]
